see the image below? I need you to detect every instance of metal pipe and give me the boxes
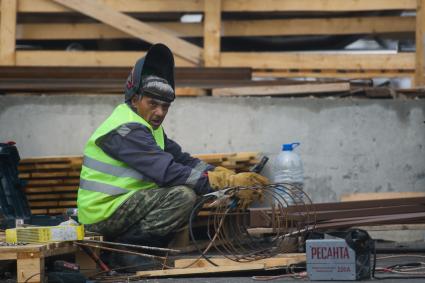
[74,242,166,260]
[80,239,180,254]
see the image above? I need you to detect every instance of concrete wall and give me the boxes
[1,94,424,204]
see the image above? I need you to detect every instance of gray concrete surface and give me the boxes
[1,94,424,206]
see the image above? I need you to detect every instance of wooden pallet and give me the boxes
[0,240,96,283]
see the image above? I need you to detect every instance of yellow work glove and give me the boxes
[235,188,264,209]
[208,171,269,190]
[213,166,236,175]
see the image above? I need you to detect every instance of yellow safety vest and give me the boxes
[77,103,164,224]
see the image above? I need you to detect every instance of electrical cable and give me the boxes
[373,254,425,279]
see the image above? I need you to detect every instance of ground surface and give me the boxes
[142,278,425,283]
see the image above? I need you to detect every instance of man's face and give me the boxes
[131,96,170,129]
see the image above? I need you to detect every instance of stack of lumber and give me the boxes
[18,156,82,215]
[1,65,423,97]
[18,152,260,215]
[1,0,423,85]
[0,66,361,98]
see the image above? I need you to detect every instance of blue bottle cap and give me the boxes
[282,142,300,151]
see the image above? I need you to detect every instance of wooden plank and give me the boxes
[253,70,414,79]
[18,163,75,172]
[16,51,414,70]
[174,254,306,269]
[24,186,78,193]
[31,208,69,215]
[341,192,425,202]
[203,0,221,67]
[0,0,17,66]
[222,0,416,12]
[0,66,251,81]
[136,264,266,277]
[17,255,44,283]
[175,87,206,96]
[26,193,77,200]
[20,171,81,179]
[221,52,415,70]
[26,179,79,186]
[0,252,17,260]
[52,0,201,65]
[416,0,425,86]
[223,16,415,36]
[15,51,193,67]
[28,200,77,207]
[213,82,350,96]
[16,22,201,40]
[18,0,204,13]
[17,0,416,13]
[16,16,414,40]
[19,156,82,164]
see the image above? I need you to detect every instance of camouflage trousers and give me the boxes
[85,185,197,243]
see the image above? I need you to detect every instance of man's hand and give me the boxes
[228,172,269,187]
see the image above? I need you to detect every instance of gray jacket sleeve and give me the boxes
[96,123,212,195]
[164,134,214,172]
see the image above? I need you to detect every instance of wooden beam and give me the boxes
[14,50,415,72]
[136,264,266,277]
[17,0,416,13]
[221,52,415,70]
[222,0,416,12]
[15,51,194,67]
[17,253,44,283]
[52,0,202,65]
[175,87,206,96]
[174,254,306,269]
[16,22,202,40]
[224,16,415,36]
[416,0,425,86]
[213,82,351,96]
[16,16,415,40]
[18,0,204,13]
[203,0,221,66]
[0,0,17,65]
[253,70,414,79]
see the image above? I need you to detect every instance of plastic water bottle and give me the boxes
[272,142,304,205]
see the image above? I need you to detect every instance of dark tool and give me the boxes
[250,156,269,173]
[53,261,80,272]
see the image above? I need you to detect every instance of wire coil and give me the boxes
[189,183,316,263]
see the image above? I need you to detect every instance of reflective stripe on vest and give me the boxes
[83,155,149,181]
[79,178,128,196]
